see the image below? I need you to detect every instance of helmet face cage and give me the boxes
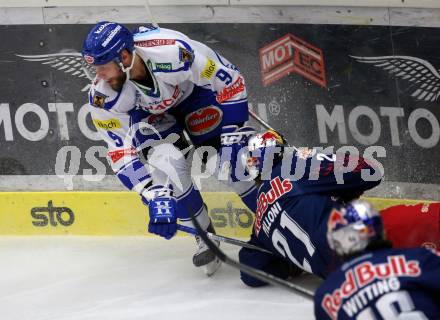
[327,200,383,256]
[82,21,134,69]
[328,223,371,256]
[243,130,287,179]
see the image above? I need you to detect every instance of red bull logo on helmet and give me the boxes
[261,130,284,144]
[328,209,348,231]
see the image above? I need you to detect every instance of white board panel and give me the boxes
[40,5,390,25]
[0,0,228,7]
[1,5,440,27]
[230,0,440,9]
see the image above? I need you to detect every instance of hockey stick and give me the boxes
[177,224,273,255]
[248,108,298,152]
[143,0,159,28]
[248,109,275,131]
[188,215,315,299]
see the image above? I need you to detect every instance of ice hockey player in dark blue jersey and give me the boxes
[235,130,383,285]
[314,200,440,320]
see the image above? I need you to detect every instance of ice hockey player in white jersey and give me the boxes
[81,21,257,275]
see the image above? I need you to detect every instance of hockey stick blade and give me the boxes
[177,224,274,255]
[189,215,314,299]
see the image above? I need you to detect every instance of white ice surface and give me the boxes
[0,237,316,320]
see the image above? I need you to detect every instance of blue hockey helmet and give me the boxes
[327,200,384,256]
[82,21,134,66]
[244,130,287,178]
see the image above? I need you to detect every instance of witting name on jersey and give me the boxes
[321,255,421,320]
[255,176,292,235]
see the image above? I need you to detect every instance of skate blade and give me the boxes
[204,257,222,277]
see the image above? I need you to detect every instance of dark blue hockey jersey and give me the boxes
[314,248,440,320]
[239,151,381,285]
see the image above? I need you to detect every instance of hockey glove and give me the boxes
[142,185,177,240]
[219,125,256,182]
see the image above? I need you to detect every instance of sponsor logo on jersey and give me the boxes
[185,106,223,136]
[179,47,194,65]
[321,255,421,319]
[216,76,245,103]
[259,33,326,87]
[255,176,293,235]
[108,148,137,163]
[201,58,217,79]
[140,86,181,112]
[154,62,172,71]
[93,118,122,131]
[92,90,107,108]
[135,39,176,47]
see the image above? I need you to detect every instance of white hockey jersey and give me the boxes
[87,25,247,193]
[131,26,247,114]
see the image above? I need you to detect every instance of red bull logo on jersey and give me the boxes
[321,255,421,319]
[255,176,292,235]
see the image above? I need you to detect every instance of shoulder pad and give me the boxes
[133,28,194,72]
[89,78,136,112]
[132,24,160,36]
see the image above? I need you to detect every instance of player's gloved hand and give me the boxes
[219,125,256,182]
[141,185,177,240]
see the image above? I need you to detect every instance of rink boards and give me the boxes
[0,192,435,236]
